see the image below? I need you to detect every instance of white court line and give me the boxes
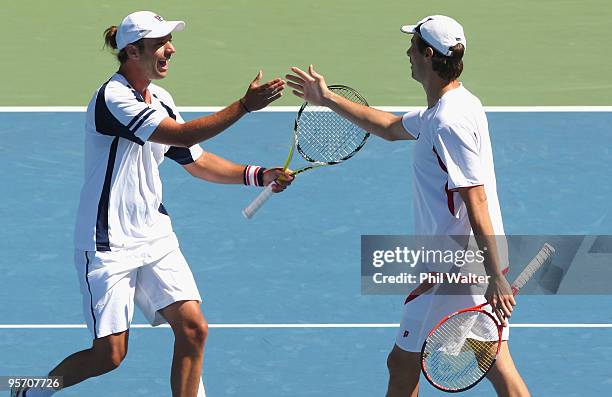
[1,323,612,329]
[0,106,611,113]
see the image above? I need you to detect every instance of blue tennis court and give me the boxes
[1,110,611,396]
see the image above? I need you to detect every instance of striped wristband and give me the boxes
[243,165,266,187]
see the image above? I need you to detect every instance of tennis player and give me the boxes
[286,15,529,397]
[14,11,292,397]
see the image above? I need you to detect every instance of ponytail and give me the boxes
[103,25,144,63]
[103,26,118,50]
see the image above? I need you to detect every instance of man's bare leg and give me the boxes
[160,301,208,397]
[486,341,530,397]
[386,344,421,397]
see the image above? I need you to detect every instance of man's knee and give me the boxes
[163,301,208,350]
[92,345,127,371]
[105,349,127,370]
[176,317,208,349]
[93,334,128,371]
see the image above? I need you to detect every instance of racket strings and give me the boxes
[423,311,499,390]
[296,87,368,164]
[324,87,369,158]
[298,109,365,162]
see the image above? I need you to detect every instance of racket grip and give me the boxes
[242,183,275,219]
[511,243,555,293]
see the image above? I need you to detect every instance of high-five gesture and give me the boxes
[285,65,410,142]
[242,84,370,219]
[241,71,286,112]
[285,65,331,106]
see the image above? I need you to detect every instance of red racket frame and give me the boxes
[420,303,503,393]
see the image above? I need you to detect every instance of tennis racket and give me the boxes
[242,85,369,219]
[420,243,555,393]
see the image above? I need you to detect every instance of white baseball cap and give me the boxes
[116,11,185,50]
[401,15,466,57]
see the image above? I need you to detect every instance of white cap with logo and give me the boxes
[401,15,466,57]
[116,11,185,50]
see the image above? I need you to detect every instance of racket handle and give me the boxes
[511,243,555,294]
[242,183,275,219]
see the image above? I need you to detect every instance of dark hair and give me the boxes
[103,26,144,63]
[415,35,464,82]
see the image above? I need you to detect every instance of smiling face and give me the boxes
[136,34,176,80]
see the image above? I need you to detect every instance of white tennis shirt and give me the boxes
[402,84,504,237]
[74,73,203,252]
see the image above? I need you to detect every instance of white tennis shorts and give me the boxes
[74,246,201,339]
[394,281,510,352]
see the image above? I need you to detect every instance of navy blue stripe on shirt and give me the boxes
[432,146,455,215]
[154,95,177,120]
[126,107,150,130]
[84,251,98,339]
[130,108,156,134]
[95,136,119,251]
[94,81,146,145]
[153,96,197,164]
[131,89,145,102]
[165,146,198,165]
